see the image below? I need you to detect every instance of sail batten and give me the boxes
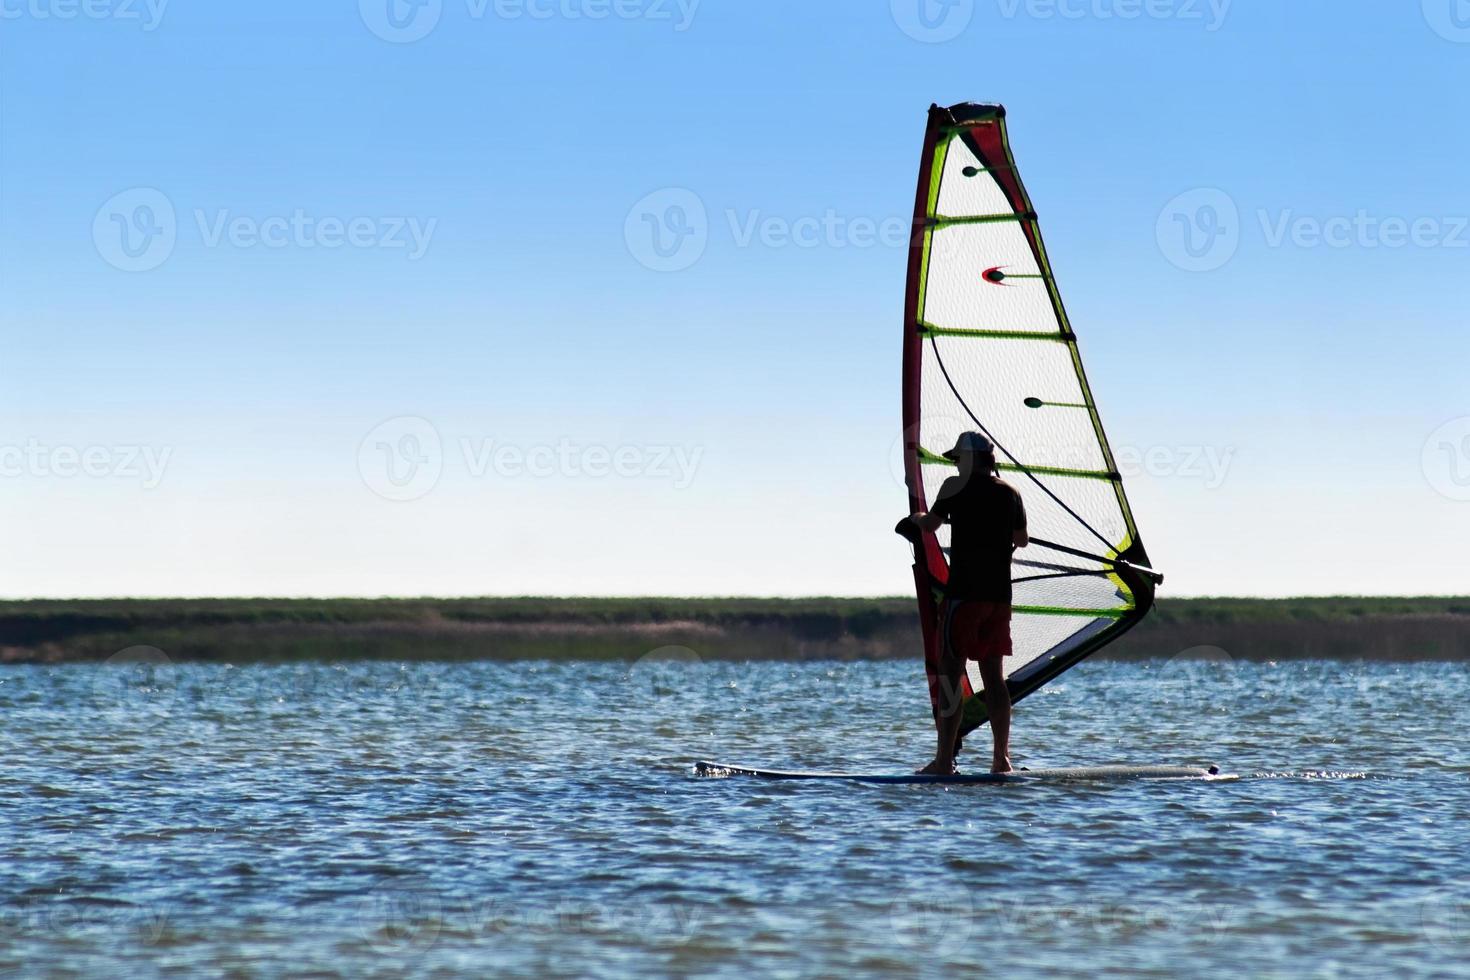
[900,103,1160,749]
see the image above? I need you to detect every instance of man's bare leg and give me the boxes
[977,657,1012,773]
[916,658,965,775]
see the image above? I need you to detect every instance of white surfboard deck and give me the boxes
[694,761,1229,784]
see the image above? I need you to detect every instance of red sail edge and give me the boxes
[901,104,967,734]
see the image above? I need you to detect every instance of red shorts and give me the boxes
[942,599,1012,664]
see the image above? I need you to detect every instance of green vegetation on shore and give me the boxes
[1,596,1467,664]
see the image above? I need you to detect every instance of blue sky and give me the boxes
[1,1,1467,598]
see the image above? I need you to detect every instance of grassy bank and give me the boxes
[2,596,1468,664]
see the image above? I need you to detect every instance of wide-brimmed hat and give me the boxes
[941,431,995,461]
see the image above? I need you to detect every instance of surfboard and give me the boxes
[694,761,1227,784]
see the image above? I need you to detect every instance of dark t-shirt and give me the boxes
[931,474,1027,603]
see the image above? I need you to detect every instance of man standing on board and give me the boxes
[900,432,1028,775]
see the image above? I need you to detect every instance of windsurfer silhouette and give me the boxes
[898,431,1028,775]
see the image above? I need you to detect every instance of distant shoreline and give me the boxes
[2,596,1467,664]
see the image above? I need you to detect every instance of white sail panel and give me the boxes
[919,337,1111,471]
[935,138,1013,217]
[964,613,1114,694]
[923,224,1054,332]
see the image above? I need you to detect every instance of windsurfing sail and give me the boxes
[899,102,1163,749]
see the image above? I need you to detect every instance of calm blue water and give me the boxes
[2,656,1468,977]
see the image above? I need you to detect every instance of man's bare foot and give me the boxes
[916,759,957,776]
[991,757,1013,774]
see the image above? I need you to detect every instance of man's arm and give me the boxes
[915,477,963,531]
[913,510,945,533]
[896,477,959,540]
[1011,487,1029,549]
[895,509,944,542]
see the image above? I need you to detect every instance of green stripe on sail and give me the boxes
[913,137,950,327]
[1013,606,1132,618]
[931,212,1030,228]
[919,323,1071,342]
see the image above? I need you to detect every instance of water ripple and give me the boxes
[1,658,1467,976]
